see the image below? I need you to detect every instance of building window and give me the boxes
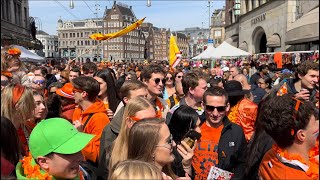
[111,14,119,19]
[17,3,21,26]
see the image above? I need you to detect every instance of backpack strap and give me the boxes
[83,113,94,130]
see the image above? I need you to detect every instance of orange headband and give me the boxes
[1,71,13,78]
[12,84,25,107]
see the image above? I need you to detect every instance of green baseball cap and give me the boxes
[29,118,94,158]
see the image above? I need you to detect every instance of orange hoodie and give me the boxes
[72,98,110,163]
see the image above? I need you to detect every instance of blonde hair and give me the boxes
[108,160,162,180]
[1,84,35,126]
[109,96,153,171]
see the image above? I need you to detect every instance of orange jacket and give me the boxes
[259,149,312,180]
[228,98,258,142]
[72,99,110,163]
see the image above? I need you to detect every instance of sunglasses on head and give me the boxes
[214,76,222,80]
[33,80,45,84]
[205,105,226,112]
[1,80,9,86]
[153,78,166,85]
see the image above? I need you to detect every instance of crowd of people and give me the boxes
[1,44,319,180]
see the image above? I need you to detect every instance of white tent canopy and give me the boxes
[13,45,46,63]
[192,43,216,60]
[1,45,46,63]
[210,41,250,58]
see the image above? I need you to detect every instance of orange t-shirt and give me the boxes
[274,52,282,69]
[192,123,224,180]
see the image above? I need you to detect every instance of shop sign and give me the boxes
[251,13,266,25]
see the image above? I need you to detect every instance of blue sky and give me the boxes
[29,0,225,35]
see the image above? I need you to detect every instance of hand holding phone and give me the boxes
[182,130,201,149]
[295,88,310,101]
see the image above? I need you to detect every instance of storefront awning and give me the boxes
[225,35,238,48]
[239,42,248,51]
[267,34,281,47]
[285,7,319,45]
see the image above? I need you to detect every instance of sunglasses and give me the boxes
[33,80,45,84]
[153,78,166,85]
[166,77,173,81]
[214,76,222,80]
[177,75,183,78]
[1,80,9,86]
[205,105,226,112]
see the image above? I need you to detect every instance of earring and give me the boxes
[152,154,155,163]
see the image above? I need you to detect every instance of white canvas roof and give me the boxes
[210,41,250,59]
[192,43,216,60]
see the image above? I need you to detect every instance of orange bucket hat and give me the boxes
[56,83,74,99]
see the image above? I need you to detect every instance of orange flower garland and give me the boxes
[7,48,21,56]
[272,144,319,180]
[21,153,52,180]
[20,153,84,180]
[227,101,240,123]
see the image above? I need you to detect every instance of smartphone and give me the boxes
[182,130,201,149]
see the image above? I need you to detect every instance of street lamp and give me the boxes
[70,0,74,9]
[147,0,151,7]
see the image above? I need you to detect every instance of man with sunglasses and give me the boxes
[31,75,48,97]
[192,87,246,180]
[140,64,169,119]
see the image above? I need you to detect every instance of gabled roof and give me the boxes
[176,32,187,39]
[117,4,135,17]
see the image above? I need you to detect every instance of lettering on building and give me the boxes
[251,13,266,25]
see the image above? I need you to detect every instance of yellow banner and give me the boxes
[169,34,181,68]
[90,17,146,41]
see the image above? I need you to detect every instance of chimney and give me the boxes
[129,6,132,10]
[113,1,116,5]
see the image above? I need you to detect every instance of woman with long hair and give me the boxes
[127,118,190,179]
[1,116,22,177]
[108,97,156,172]
[168,105,201,177]
[94,68,121,119]
[1,84,36,155]
[163,72,176,100]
